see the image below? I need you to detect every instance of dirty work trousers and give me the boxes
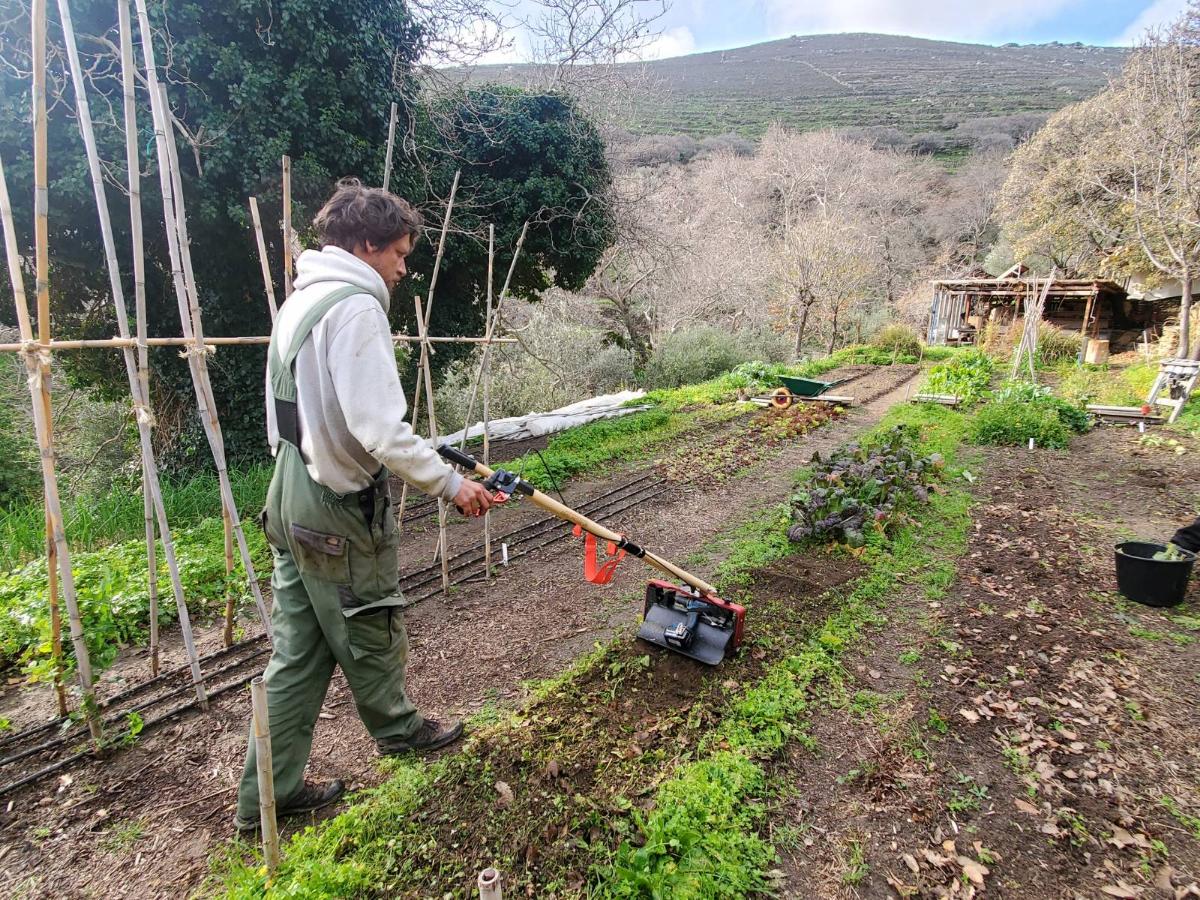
[235,444,421,821]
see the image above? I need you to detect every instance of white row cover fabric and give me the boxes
[442,390,649,445]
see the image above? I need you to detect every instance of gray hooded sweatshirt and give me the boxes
[264,245,464,501]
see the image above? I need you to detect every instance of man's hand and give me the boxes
[453,479,493,518]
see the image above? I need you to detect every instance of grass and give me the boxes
[0,464,273,571]
[210,402,974,898]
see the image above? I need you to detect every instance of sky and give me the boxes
[476,0,1193,64]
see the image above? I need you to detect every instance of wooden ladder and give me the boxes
[1147,358,1200,423]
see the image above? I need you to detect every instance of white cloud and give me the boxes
[1115,0,1190,44]
[761,0,1080,43]
[636,26,698,60]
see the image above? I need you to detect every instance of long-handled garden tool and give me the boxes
[437,445,745,665]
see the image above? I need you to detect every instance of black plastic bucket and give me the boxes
[1115,541,1196,607]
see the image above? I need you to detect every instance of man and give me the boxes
[234,178,492,831]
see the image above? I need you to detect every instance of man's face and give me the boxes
[356,233,415,290]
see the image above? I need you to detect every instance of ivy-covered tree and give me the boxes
[0,0,613,468]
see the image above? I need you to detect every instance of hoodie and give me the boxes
[264,245,463,501]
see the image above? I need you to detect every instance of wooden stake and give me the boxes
[455,222,529,448]
[382,102,398,192]
[483,225,493,581]
[282,155,293,297]
[149,77,272,639]
[415,296,450,594]
[398,172,459,525]
[1,148,99,739]
[222,505,235,646]
[134,0,271,653]
[478,868,502,900]
[250,677,281,872]
[58,0,205,698]
[249,197,278,320]
[119,0,158,677]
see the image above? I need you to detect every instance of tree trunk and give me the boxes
[827,305,840,356]
[1179,271,1192,359]
[793,302,810,357]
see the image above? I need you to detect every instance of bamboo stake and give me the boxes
[415,296,450,594]
[483,225,493,581]
[249,197,278,320]
[250,677,281,872]
[134,1,271,649]
[382,102,398,192]
[1,151,99,740]
[455,222,529,449]
[222,505,235,646]
[118,0,157,677]
[59,0,206,700]
[0,335,515,352]
[478,868,502,900]
[398,172,459,525]
[46,532,65,715]
[150,77,272,638]
[282,155,293,297]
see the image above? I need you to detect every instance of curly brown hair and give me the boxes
[312,178,424,252]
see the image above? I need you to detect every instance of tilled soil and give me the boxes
[767,425,1200,899]
[0,364,918,899]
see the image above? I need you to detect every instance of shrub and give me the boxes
[1036,323,1082,363]
[992,380,1090,433]
[643,326,789,390]
[922,350,994,403]
[969,399,1071,449]
[870,323,922,359]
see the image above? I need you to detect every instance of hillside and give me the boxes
[472,32,1128,137]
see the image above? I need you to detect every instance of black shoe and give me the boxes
[377,718,464,755]
[232,778,345,833]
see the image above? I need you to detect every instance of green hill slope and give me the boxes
[472,32,1127,137]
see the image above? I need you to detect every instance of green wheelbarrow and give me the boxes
[769,375,850,408]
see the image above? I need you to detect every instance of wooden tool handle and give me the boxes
[438,445,719,597]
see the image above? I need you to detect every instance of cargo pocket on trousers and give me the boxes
[290,524,351,584]
[343,598,405,659]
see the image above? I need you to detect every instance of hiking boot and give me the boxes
[232,778,345,833]
[376,717,464,756]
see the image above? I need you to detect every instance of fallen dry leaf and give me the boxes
[957,856,990,886]
[959,708,980,724]
[1014,799,1040,815]
[495,781,514,808]
[922,848,952,867]
[903,853,920,874]
[1101,883,1143,898]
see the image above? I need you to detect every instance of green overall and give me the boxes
[236,286,421,821]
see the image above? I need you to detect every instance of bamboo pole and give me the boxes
[1,153,100,741]
[455,222,529,449]
[282,155,293,297]
[249,197,278,320]
[415,296,450,594]
[56,0,209,701]
[150,76,272,638]
[46,533,65,715]
[222,505,235,646]
[478,868,502,900]
[483,225,493,581]
[134,1,271,649]
[382,102,398,192]
[398,172,459,525]
[250,677,281,872]
[0,335,515,352]
[120,0,156,677]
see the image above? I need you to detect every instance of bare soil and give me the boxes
[766,425,1200,899]
[0,364,918,899]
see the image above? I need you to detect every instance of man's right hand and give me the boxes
[453,479,492,518]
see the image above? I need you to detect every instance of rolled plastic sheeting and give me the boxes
[441,390,648,446]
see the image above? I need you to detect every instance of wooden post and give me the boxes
[134,1,272,649]
[59,0,206,699]
[282,155,293,297]
[398,172,459,525]
[382,102,398,192]
[455,222,529,449]
[1,145,100,738]
[1077,286,1096,365]
[483,225,494,580]
[415,296,450,594]
[249,197,278,320]
[250,677,281,872]
[119,0,158,677]
[478,868,502,900]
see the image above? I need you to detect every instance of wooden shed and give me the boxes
[927,273,1170,353]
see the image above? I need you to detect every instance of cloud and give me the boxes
[636,26,698,60]
[761,0,1081,43]
[1115,0,1190,44]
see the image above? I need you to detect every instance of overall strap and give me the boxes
[270,285,367,448]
